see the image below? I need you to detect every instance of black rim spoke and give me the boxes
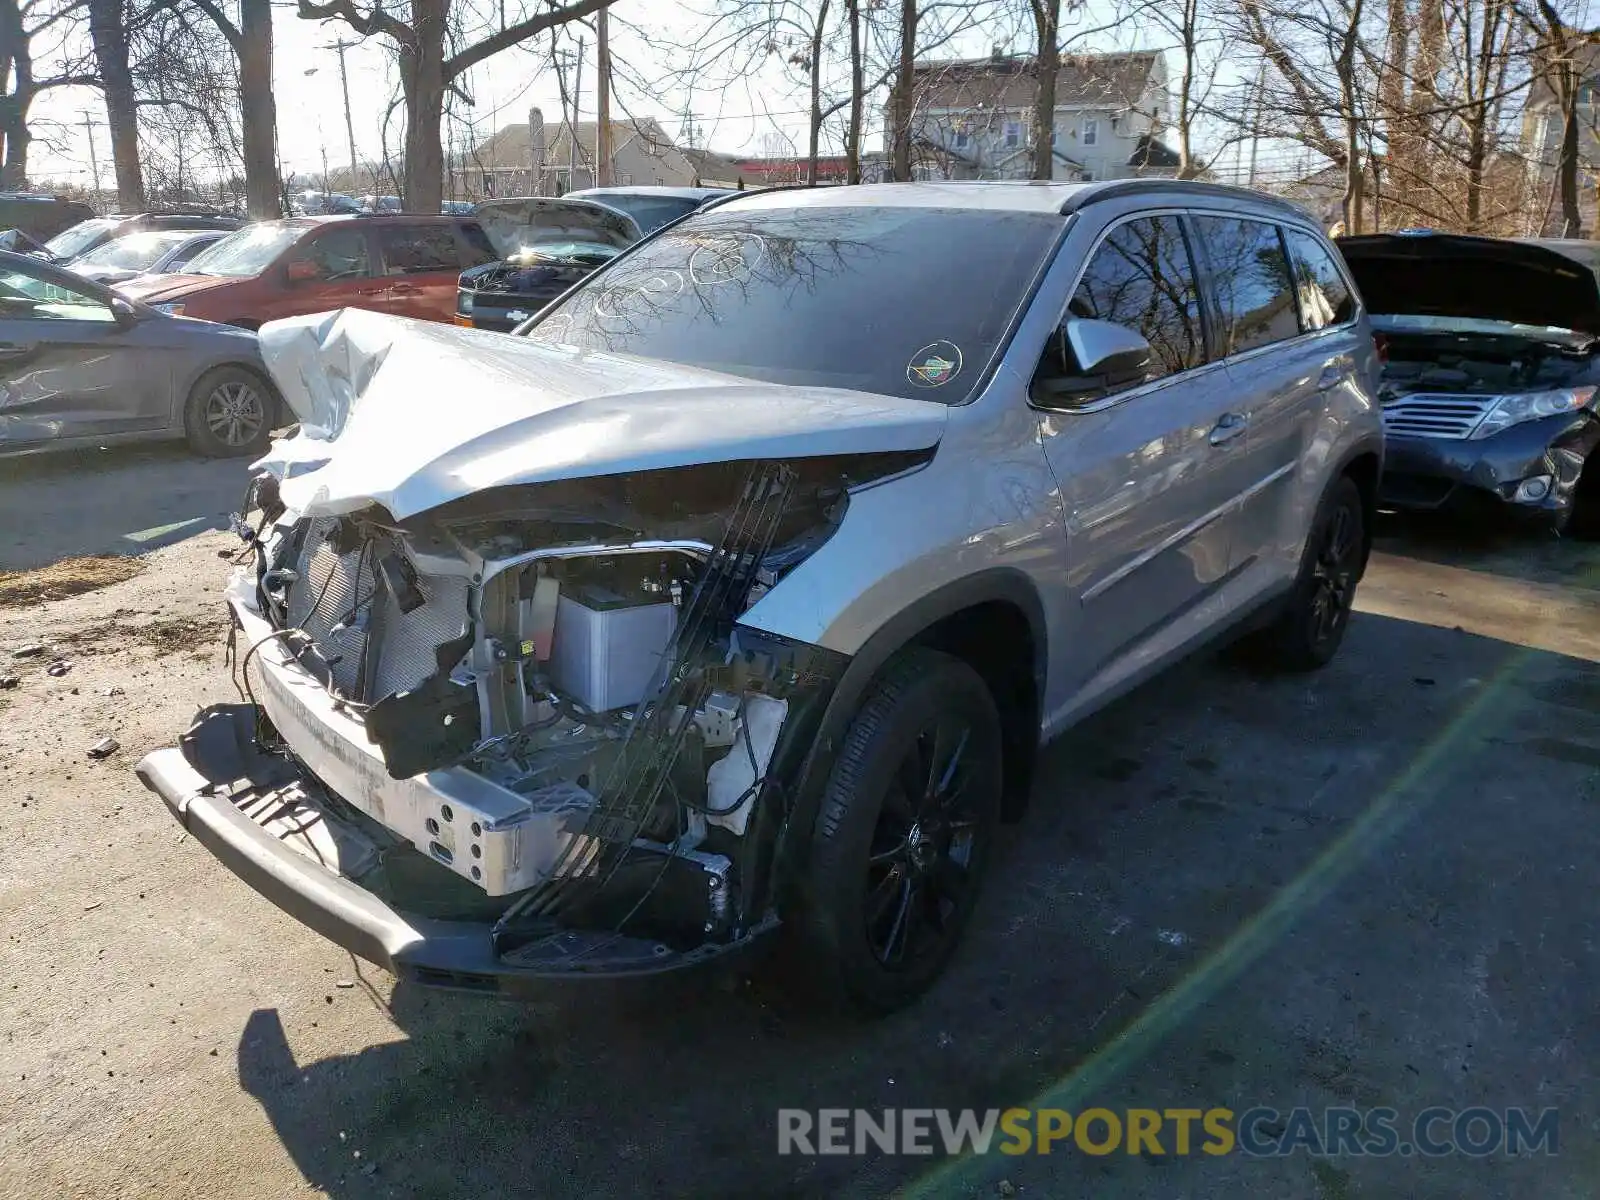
[863,712,992,969]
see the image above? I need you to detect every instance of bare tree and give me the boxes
[1028,0,1059,179]
[296,0,612,212]
[0,0,93,187]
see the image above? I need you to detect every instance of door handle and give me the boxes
[353,287,386,296]
[389,282,419,294]
[1208,412,1249,447]
[1317,363,1346,391]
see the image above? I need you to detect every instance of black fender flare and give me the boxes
[769,567,1048,903]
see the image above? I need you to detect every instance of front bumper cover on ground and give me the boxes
[1379,410,1600,525]
[136,704,776,994]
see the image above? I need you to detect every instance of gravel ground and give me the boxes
[2,448,1598,1200]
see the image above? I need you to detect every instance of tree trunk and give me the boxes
[1173,0,1198,178]
[1338,0,1364,232]
[891,0,917,181]
[239,0,281,218]
[402,0,447,212]
[1380,0,1410,212]
[1557,58,1582,236]
[1,105,29,189]
[806,0,831,186]
[846,0,862,183]
[88,0,144,210]
[1030,0,1059,180]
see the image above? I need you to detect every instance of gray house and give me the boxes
[903,50,1179,182]
[449,116,741,199]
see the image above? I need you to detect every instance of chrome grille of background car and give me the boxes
[287,519,471,702]
[1380,393,1495,440]
[285,519,369,699]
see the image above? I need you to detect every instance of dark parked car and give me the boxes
[43,209,242,263]
[1338,231,1600,536]
[0,249,281,458]
[455,197,641,332]
[0,192,96,242]
[566,184,737,234]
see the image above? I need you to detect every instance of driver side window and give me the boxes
[1068,215,1206,387]
[299,228,371,281]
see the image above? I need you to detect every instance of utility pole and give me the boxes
[571,37,584,190]
[80,113,102,199]
[325,40,360,193]
[1246,64,1265,188]
[596,7,613,187]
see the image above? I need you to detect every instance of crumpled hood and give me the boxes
[1338,232,1600,335]
[254,308,949,521]
[473,197,640,260]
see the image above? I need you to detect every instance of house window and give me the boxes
[618,173,632,186]
[954,129,970,150]
[1003,121,1022,148]
[1082,118,1099,146]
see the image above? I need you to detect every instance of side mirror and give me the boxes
[1034,317,1154,406]
[110,296,140,327]
[285,259,322,283]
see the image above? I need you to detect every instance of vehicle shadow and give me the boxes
[0,442,251,570]
[232,603,1593,1199]
[1372,509,1600,590]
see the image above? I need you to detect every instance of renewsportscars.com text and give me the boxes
[777,1106,1559,1158]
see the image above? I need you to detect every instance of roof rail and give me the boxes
[1061,178,1310,220]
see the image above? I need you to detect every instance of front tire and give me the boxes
[1243,475,1366,672]
[800,648,1003,1014]
[183,366,273,458]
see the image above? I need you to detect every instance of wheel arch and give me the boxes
[780,568,1047,887]
[1333,436,1383,572]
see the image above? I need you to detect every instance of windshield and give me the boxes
[44,218,117,260]
[184,224,305,276]
[72,230,194,271]
[515,240,621,265]
[523,205,1060,403]
[594,195,703,234]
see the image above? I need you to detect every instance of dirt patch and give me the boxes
[51,613,231,658]
[0,555,147,607]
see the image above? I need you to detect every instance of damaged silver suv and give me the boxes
[137,181,1383,1012]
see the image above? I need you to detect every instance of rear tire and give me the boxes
[1238,475,1365,672]
[799,647,1003,1014]
[183,366,273,458]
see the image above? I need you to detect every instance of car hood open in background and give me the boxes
[472,197,641,262]
[1337,231,1600,336]
[254,308,950,521]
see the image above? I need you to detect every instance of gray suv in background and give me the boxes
[138,181,1383,1013]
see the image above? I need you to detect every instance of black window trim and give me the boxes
[1186,212,1304,363]
[1280,223,1362,338]
[1038,205,1227,414]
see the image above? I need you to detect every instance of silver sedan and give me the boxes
[0,249,282,458]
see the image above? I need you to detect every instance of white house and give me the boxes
[902,49,1179,182]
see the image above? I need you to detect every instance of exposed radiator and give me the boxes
[287,519,471,703]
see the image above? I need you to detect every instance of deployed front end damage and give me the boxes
[137,309,942,990]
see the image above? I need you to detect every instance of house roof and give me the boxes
[1128,133,1180,168]
[912,50,1162,113]
[453,117,682,170]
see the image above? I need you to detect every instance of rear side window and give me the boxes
[456,222,498,265]
[1068,214,1206,381]
[1284,228,1356,329]
[1190,216,1300,355]
[377,224,464,274]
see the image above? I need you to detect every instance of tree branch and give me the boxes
[445,0,611,81]
[296,0,412,48]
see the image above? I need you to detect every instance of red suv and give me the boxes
[116,214,496,327]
